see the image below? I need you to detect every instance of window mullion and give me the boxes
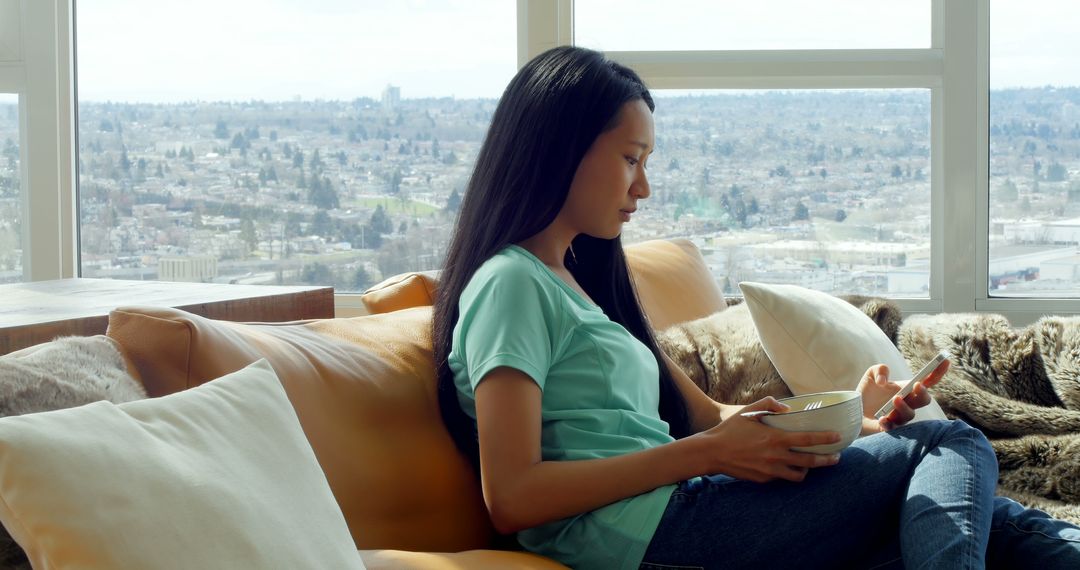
[940,0,979,313]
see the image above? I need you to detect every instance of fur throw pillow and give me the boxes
[0,336,147,569]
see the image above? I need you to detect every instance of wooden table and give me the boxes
[0,279,334,355]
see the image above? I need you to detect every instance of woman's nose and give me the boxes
[633,170,650,199]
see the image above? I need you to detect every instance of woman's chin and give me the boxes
[584,228,622,240]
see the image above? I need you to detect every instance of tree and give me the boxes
[119,147,131,174]
[446,188,462,213]
[999,179,1019,202]
[834,209,848,223]
[240,218,257,252]
[311,210,333,238]
[793,201,810,221]
[398,221,408,234]
[214,120,229,139]
[309,177,340,210]
[431,138,440,160]
[300,262,333,285]
[230,132,250,151]
[352,266,372,291]
[388,168,403,195]
[1048,161,1068,182]
[370,204,393,236]
[891,164,903,178]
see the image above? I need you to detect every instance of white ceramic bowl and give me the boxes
[761,390,863,454]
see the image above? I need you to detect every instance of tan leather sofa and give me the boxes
[104,238,727,569]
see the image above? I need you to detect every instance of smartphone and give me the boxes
[874,350,950,419]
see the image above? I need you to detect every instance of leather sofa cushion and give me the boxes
[106,305,492,553]
[359,238,726,330]
[359,548,569,569]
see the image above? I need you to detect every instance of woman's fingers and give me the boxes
[905,381,933,408]
[921,360,950,389]
[784,450,841,469]
[886,389,918,425]
[740,396,791,415]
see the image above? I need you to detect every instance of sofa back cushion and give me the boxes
[623,238,727,331]
[359,238,726,330]
[106,305,492,553]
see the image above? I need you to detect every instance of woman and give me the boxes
[432,45,1080,569]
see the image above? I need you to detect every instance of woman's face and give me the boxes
[561,98,654,240]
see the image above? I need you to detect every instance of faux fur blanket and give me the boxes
[0,336,147,570]
[658,298,1080,525]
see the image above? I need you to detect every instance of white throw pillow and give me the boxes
[740,282,947,422]
[0,359,365,570]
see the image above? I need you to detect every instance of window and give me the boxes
[0,94,19,283]
[622,89,931,297]
[575,0,931,51]
[988,0,1080,297]
[574,1,939,301]
[75,0,515,291]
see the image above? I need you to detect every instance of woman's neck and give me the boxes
[516,228,575,269]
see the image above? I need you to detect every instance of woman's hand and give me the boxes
[857,361,949,433]
[694,397,842,483]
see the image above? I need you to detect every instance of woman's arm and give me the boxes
[660,351,741,432]
[475,366,840,534]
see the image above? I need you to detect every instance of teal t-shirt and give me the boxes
[448,245,676,570]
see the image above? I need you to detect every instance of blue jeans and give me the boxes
[640,420,1080,570]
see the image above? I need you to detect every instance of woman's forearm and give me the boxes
[486,435,707,534]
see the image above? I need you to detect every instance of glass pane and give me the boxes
[989,1,1080,297]
[76,0,515,292]
[622,89,932,298]
[0,94,20,284]
[576,0,931,51]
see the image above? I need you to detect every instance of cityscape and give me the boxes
[1,87,1079,297]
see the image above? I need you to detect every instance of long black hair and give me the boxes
[433,46,691,476]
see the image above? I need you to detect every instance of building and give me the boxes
[158,255,217,282]
[382,85,400,112]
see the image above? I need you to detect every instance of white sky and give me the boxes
[74,0,1079,103]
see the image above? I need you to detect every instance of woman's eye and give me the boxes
[625,156,639,167]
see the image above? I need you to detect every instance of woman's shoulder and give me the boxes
[464,247,559,304]
[471,246,543,284]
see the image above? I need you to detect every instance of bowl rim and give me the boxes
[774,390,861,416]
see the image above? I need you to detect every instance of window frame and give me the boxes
[13,0,1074,324]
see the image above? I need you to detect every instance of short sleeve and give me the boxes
[455,260,563,392]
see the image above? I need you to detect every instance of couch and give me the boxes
[0,238,726,569]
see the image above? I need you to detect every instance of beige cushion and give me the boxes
[360,549,569,569]
[0,360,364,570]
[105,305,493,553]
[739,282,947,421]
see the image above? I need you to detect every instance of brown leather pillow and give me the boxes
[106,305,492,553]
[360,272,439,314]
[624,238,727,331]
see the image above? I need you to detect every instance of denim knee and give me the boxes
[896,419,995,460]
